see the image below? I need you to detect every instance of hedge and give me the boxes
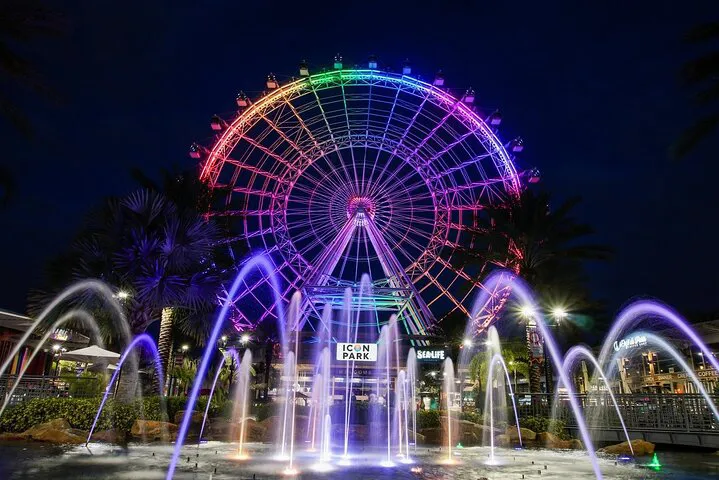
[0,395,234,434]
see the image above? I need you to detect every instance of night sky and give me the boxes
[2,1,717,320]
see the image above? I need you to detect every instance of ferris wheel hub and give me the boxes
[346,196,376,225]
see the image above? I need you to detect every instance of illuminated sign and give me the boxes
[336,343,377,362]
[416,348,447,362]
[613,335,647,352]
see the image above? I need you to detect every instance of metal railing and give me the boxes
[514,393,719,433]
[0,375,103,407]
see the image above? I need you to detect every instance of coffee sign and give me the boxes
[336,343,377,362]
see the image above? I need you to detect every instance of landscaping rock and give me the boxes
[21,418,85,444]
[91,429,127,444]
[0,432,29,441]
[599,439,655,456]
[494,433,511,447]
[234,418,266,442]
[130,420,178,441]
[209,417,231,439]
[419,427,442,444]
[536,431,584,450]
[506,426,536,441]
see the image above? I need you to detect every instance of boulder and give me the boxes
[506,426,536,441]
[419,427,442,444]
[233,418,266,443]
[91,429,127,444]
[209,417,232,439]
[21,418,85,444]
[173,410,205,436]
[130,420,178,441]
[599,439,655,456]
[494,434,511,447]
[536,431,584,450]
[0,432,29,441]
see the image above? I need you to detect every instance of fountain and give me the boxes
[198,348,242,443]
[234,349,254,459]
[469,271,604,479]
[86,334,165,445]
[0,309,102,418]
[406,348,417,453]
[556,345,634,455]
[166,253,286,480]
[485,352,523,464]
[441,357,456,464]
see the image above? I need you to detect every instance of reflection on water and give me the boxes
[2,441,718,479]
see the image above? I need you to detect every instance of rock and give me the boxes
[173,410,204,426]
[130,420,178,441]
[599,439,655,456]
[419,427,442,444]
[0,432,29,441]
[209,417,232,439]
[91,429,127,444]
[494,434,511,447]
[506,426,536,441]
[233,418,266,443]
[22,418,85,444]
[536,431,584,450]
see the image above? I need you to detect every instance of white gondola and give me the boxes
[463,88,475,104]
[511,138,524,153]
[236,91,251,107]
[488,111,502,126]
[189,143,201,159]
[402,59,411,75]
[299,61,309,76]
[368,55,378,69]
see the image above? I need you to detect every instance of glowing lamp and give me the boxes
[462,88,475,104]
[266,73,279,89]
[299,61,309,77]
[433,70,445,86]
[519,305,535,318]
[210,115,223,131]
[52,344,61,352]
[402,59,411,75]
[236,91,251,107]
[462,338,473,348]
[181,344,189,352]
[368,55,378,69]
[241,334,250,344]
[552,307,568,320]
[189,143,201,159]
[333,54,343,69]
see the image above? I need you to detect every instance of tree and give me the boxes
[32,189,225,383]
[673,21,719,159]
[469,342,529,411]
[461,189,611,392]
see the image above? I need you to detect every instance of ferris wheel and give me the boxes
[191,56,528,336]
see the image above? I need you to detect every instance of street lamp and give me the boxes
[241,334,250,345]
[519,304,536,319]
[551,306,568,324]
[116,290,130,300]
[181,344,189,352]
[462,338,473,348]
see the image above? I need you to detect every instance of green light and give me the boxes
[456,442,464,449]
[647,452,662,470]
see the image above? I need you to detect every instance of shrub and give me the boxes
[516,415,567,438]
[417,409,440,429]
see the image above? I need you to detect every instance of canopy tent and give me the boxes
[62,345,120,363]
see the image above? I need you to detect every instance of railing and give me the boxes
[514,393,719,433]
[0,375,103,407]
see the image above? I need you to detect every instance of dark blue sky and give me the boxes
[1,0,717,317]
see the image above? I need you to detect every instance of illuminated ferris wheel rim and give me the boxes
[199,69,521,193]
[195,65,525,334]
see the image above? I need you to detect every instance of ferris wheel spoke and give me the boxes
[412,264,471,316]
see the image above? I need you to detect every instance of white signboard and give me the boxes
[613,335,647,352]
[336,343,377,362]
[416,349,446,362]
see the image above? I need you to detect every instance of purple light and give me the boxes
[197,348,241,442]
[166,253,285,480]
[86,334,164,445]
[598,300,719,379]
[471,271,603,479]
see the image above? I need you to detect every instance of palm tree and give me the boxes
[673,21,719,159]
[461,189,611,393]
[32,189,224,385]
